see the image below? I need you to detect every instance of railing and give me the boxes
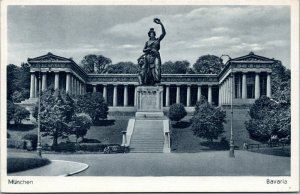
[243,142,290,150]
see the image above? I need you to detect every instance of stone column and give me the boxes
[232,73,235,99]
[218,86,221,105]
[113,85,118,107]
[66,73,71,93]
[124,85,128,107]
[242,73,247,99]
[208,85,212,104]
[41,73,47,91]
[186,85,191,107]
[103,85,107,101]
[30,74,36,98]
[165,85,170,107]
[54,72,59,90]
[34,75,38,98]
[267,73,271,97]
[176,85,180,104]
[134,86,137,107]
[76,80,79,95]
[255,73,260,99]
[225,80,228,104]
[221,82,225,104]
[197,85,202,101]
[70,76,73,94]
[80,82,83,95]
[93,85,97,93]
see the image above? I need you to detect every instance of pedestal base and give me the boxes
[135,111,164,119]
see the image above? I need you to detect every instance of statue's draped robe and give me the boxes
[138,39,162,85]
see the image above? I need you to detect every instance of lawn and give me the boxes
[7,118,130,148]
[170,107,261,152]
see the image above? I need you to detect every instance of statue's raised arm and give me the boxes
[154,18,166,41]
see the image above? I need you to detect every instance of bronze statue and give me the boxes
[138,18,166,85]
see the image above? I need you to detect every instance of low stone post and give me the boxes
[121,131,127,146]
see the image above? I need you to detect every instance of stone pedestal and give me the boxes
[135,86,164,119]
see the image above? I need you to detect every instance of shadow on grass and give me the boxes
[248,147,291,157]
[200,141,230,150]
[172,121,191,129]
[93,119,115,126]
[8,124,36,131]
[81,138,101,143]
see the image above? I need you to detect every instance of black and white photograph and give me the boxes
[1,0,299,192]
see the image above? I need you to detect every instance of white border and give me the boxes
[1,0,299,192]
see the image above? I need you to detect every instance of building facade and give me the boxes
[26,51,274,110]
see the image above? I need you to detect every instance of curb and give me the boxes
[51,160,89,176]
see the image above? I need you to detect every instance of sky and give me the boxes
[7,5,291,68]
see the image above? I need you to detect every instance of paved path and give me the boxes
[43,150,290,176]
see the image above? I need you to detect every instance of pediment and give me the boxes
[230,52,274,62]
[28,52,72,63]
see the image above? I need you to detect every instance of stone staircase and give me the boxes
[129,120,164,153]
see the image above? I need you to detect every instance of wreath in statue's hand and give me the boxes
[153,18,161,24]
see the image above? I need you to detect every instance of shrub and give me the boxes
[76,143,105,152]
[22,134,38,150]
[7,139,32,150]
[245,96,290,143]
[76,92,109,123]
[51,142,76,152]
[168,103,187,123]
[76,143,119,152]
[7,132,10,138]
[70,113,93,143]
[7,157,51,173]
[192,98,226,142]
[13,104,30,124]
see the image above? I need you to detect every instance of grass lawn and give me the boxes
[170,108,261,153]
[248,146,291,157]
[7,118,130,147]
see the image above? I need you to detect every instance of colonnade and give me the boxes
[219,72,271,105]
[30,72,86,98]
[29,71,271,107]
[90,84,214,107]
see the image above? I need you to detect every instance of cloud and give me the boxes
[8,6,290,67]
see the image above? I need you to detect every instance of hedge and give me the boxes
[76,143,120,152]
[7,139,32,150]
[22,134,38,150]
[7,157,51,173]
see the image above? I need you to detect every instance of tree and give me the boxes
[161,60,190,74]
[81,54,112,73]
[192,97,226,142]
[7,64,18,101]
[7,100,15,125]
[193,55,223,74]
[106,62,139,74]
[245,96,290,143]
[70,113,93,143]
[271,60,291,104]
[76,92,109,123]
[168,103,187,123]
[34,88,75,147]
[7,63,31,102]
[13,104,30,124]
